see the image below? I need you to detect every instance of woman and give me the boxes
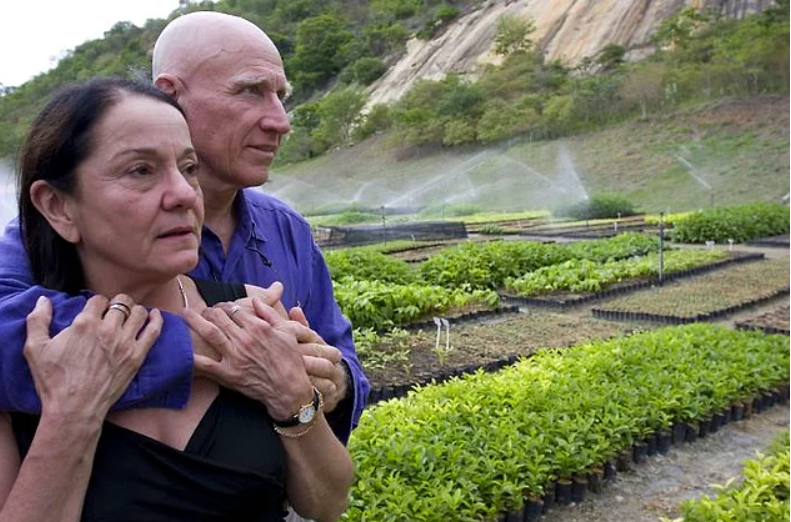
[0,77,353,522]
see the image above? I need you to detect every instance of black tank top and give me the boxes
[11,279,287,522]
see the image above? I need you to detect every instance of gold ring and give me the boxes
[107,302,131,321]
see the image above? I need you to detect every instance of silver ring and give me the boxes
[229,305,242,317]
[107,302,131,321]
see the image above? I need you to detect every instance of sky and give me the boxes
[0,1,185,87]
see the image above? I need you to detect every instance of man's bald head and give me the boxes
[152,11,279,80]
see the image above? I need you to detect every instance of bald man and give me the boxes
[0,12,368,447]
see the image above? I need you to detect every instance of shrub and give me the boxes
[555,194,638,221]
[671,203,790,244]
[325,248,416,284]
[351,57,387,85]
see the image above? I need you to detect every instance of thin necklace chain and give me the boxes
[175,276,189,309]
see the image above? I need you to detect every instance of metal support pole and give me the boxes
[658,212,665,284]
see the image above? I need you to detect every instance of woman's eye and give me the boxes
[129,164,153,176]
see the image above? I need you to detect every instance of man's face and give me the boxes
[179,37,291,195]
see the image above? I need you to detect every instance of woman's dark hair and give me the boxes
[17,76,185,294]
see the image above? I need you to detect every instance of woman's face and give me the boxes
[65,95,203,287]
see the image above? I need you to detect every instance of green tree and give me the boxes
[312,86,367,151]
[493,15,535,56]
[288,14,355,94]
[596,44,626,71]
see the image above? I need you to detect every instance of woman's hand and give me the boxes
[24,294,162,421]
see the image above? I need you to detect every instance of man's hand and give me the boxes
[183,298,314,421]
[288,307,349,413]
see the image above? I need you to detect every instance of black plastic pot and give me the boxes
[721,407,732,424]
[672,422,687,446]
[571,478,587,503]
[657,431,672,454]
[616,448,633,472]
[542,482,556,514]
[587,468,604,494]
[503,508,522,522]
[753,395,764,414]
[632,441,648,464]
[731,402,745,422]
[603,460,617,481]
[713,411,726,431]
[743,399,754,419]
[698,417,711,438]
[645,433,658,456]
[555,480,573,505]
[685,423,698,444]
[523,499,543,522]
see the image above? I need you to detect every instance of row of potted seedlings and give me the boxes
[342,324,789,522]
[500,250,763,309]
[592,287,790,326]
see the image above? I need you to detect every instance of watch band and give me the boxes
[272,386,323,428]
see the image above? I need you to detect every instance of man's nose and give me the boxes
[261,93,292,135]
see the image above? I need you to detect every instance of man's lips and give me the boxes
[249,144,278,154]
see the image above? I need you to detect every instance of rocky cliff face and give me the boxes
[366,0,772,107]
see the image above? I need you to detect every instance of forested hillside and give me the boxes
[0,0,787,168]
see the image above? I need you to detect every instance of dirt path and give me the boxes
[539,405,790,522]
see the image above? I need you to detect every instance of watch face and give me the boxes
[298,405,316,424]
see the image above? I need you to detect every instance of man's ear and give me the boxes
[154,74,183,102]
[29,180,80,244]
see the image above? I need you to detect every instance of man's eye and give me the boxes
[241,85,261,95]
[182,162,199,176]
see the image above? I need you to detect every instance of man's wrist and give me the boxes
[340,359,353,401]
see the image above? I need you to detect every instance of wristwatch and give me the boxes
[273,386,323,428]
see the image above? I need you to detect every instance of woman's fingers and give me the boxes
[135,309,163,354]
[25,296,53,351]
[103,294,133,328]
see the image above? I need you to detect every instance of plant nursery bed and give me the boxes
[735,305,790,336]
[364,308,644,394]
[537,405,790,522]
[591,259,790,322]
[500,251,764,309]
[746,233,789,248]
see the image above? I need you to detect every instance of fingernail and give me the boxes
[36,295,47,307]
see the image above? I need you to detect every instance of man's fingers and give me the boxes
[250,298,285,327]
[25,296,53,349]
[193,353,228,382]
[288,306,309,327]
[310,376,338,404]
[296,342,342,363]
[302,355,341,379]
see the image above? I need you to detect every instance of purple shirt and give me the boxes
[0,189,368,443]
